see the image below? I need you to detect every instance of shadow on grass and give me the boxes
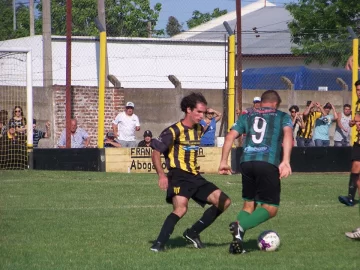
[148,237,259,251]
[148,236,230,249]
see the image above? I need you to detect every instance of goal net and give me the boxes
[0,48,33,170]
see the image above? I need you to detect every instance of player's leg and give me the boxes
[339,151,360,206]
[184,177,230,248]
[345,177,360,239]
[150,195,189,252]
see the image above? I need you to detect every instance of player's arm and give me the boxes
[303,102,314,116]
[218,129,239,175]
[279,126,293,179]
[151,128,173,190]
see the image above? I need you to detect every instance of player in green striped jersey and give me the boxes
[218,90,293,254]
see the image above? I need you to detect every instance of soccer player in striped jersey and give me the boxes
[339,80,360,207]
[218,90,293,254]
[149,92,231,252]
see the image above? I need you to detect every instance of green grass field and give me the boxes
[0,171,359,270]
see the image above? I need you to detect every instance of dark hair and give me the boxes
[180,92,207,113]
[343,104,351,109]
[306,100,312,107]
[323,102,332,109]
[261,90,282,106]
[355,80,360,87]
[12,105,24,117]
[289,105,299,113]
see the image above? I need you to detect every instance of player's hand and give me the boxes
[218,162,232,175]
[158,175,168,191]
[279,161,292,179]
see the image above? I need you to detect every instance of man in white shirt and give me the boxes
[112,101,140,147]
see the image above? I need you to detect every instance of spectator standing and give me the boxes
[296,101,322,147]
[334,104,352,147]
[244,97,261,114]
[138,130,153,147]
[58,119,90,148]
[289,105,304,142]
[9,106,27,136]
[0,110,8,135]
[104,131,121,148]
[312,103,338,147]
[0,121,27,169]
[200,108,222,147]
[33,119,51,148]
[112,101,140,147]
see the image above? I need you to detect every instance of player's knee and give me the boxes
[264,206,278,218]
[173,206,188,217]
[217,191,231,211]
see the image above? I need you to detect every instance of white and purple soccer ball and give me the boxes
[257,230,280,252]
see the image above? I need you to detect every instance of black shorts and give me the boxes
[166,168,219,207]
[351,143,360,161]
[239,161,281,206]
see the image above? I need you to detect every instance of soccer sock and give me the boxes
[239,207,270,231]
[348,173,359,200]
[189,205,223,235]
[155,213,180,244]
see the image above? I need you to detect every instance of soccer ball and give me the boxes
[257,230,280,251]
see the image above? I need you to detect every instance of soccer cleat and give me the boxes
[150,241,165,252]
[338,195,354,206]
[183,229,204,249]
[229,221,245,254]
[345,227,360,240]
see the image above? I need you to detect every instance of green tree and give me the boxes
[187,8,227,29]
[166,16,182,37]
[286,0,360,67]
[35,0,162,37]
[0,1,40,41]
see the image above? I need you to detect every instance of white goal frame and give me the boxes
[0,48,33,148]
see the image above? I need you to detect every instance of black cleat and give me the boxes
[150,241,165,252]
[229,221,245,254]
[338,195,354,206]
[183,229,204,249]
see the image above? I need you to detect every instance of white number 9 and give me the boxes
[252,117,267,144]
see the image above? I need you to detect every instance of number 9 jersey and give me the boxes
[232,107,293,166]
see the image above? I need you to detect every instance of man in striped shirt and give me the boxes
[296,101,322,147]
[149,92,231,252]
[32,119,51,148]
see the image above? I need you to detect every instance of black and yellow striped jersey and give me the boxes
[297,111,321,139]
[355,100,360,113]
[151,121,203,175]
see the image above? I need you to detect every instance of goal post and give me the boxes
[0,48,33,170]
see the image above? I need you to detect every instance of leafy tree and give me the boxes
[286,0,360,67]
[35,0,163,37]
[166,16,182,37]
[187,8,227,29]
[0,1,41,41]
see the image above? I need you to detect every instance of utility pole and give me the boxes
[42,0,53,87]
[236,0,242,113]
[29,0,35,36]
[13,0,16,31]
[97,0,109,87]
[147,21,152,38]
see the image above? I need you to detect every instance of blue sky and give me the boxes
[150,0,297,30]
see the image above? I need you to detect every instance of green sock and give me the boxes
[239,207,270,231]
[237,210,250,225]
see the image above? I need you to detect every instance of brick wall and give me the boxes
[53,85,124,148]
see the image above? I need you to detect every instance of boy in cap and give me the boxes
[138,130,153,147]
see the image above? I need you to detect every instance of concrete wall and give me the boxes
[0,85,351,147]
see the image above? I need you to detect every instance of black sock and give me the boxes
[189,206,223,235]
[348,173,359,200]
[155,213,180,244]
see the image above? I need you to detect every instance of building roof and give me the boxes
[171,1,294,54]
